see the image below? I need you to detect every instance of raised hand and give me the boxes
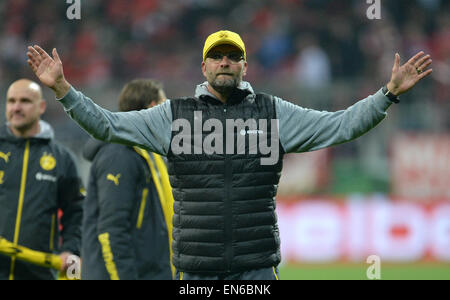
[27,46,71,98]
[387,51,432,96]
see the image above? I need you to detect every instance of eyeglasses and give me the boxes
[206,52,244,63]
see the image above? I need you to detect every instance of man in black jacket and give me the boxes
[0,79,84,280]
[81,79,174,280]
[27,30,432,280]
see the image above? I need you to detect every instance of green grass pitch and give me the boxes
[279,263,450,280]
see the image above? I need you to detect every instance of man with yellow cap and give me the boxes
[27,30,432,280]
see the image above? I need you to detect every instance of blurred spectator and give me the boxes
[293,35,331,89]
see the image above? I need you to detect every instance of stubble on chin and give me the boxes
[210,75,240,95]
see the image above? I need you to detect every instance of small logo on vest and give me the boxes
[240,129,264,136]
[0,151,11,163]
[40,152,56,171]
[36,172,57,182]
[107,173,121,186]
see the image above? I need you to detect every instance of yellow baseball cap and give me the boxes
[203,30,246,61]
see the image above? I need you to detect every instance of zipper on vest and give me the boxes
[223,104,232,272]
[224,156,232,272]
[9,139,30,280]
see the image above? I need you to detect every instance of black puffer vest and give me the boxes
[167,89,284,273]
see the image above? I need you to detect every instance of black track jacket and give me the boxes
[81,139,173,280]
[0,122,84,280]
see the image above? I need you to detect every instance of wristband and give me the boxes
[382,85,400,103]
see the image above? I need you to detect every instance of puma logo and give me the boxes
[106,173,121,186]
[0,152,11,163]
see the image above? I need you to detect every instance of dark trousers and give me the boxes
[175,267,280,280]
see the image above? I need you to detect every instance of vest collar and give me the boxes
[195,81,254,105]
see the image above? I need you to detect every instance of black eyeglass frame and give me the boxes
[205,52,245,63]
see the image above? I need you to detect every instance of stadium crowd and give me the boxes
[0,0,448,193]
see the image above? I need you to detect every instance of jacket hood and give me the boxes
[0,120,55,140]
[194,81,255,99]
[82,138,107,162]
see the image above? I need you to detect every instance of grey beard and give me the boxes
[210,77,240,96]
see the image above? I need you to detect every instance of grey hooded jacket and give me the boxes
[58,81,391,156]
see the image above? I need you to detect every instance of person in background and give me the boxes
[0,79,84,280]
[81,79,174,280]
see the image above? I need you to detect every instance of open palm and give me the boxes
[388,51,432,96]
[27,46,69,97]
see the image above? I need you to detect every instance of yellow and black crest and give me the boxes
[40,152,56,171]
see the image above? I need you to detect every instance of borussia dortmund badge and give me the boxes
[40,152,56,171]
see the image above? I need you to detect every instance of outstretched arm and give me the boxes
[278,51,433,153]
[26,45,172,155]
[27,46,71,99]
